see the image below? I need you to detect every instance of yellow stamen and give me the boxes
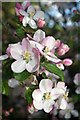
[44,93,51,100]
[23,51,31,62]
[44,47,50,53]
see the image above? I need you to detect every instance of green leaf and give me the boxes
[42,61,64,81]
[2,80,9,96]
[25,88,33,104]
[13,70,31,82]
[16,27,25,38]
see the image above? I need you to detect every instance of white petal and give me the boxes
[26,58,38,73]
[65,112,71,119]
[33,100,43,110]
[43,100,53,113]
[60,98,67,110]
[19,9,28,16]
[39,79,53,93]
[0,54,8,61]
[42,36,55,50]
[11,60,26,73]
[51,88,65,100]
[71,110,79,117]
[32,89,43,101]
[33,29,45,42]
[22,16,30,27]
[33,11,44,20]
[75,87,80,94]
[11,44,23,60]
[44,54,61,63]
[57,82,65,89]
[59,110,66,116]
[28,19,37,29]
[27,5,35,14]
[56,63,64,70]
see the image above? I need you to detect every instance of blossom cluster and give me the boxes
[1,0,79,119]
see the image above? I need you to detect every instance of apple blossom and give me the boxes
[15,0,30,21]
[10,38,40,73]
[59,102,79,119]
[32,79,68,113]
[30,30,61,63]
[19,5,44,29]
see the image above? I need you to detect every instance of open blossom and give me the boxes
[15,0,30,21]
[10,38,40,73]
[18,5,44,29]
[59,102,79,119]
[30,29,61,63]
[32,79,68,113]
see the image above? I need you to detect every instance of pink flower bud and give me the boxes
[61,43,70,53]
[63,58,72,66]
[57,48,66,56]
[37,19,45,28]
[55,40,61,49]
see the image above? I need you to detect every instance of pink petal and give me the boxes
[57,48,65,56]
[32,89,43,101]
[54,39,61,49]
[57,82,65,89]
[39,79,53,93]
[15,3,22,9]
[63,58,72,66]
[22,38,32,52]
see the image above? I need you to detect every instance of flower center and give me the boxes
[29,12,35,18]
[44,92,51,100]
[23,51,31,62]
[43,47,50,54]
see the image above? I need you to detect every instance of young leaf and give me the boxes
[42,61,64,81]
[13,70,31,82]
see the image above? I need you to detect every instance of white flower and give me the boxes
[73,73,80,94]
[11,38,40,73]
[59,102,79,119]
[19,5,44,29]
[32,79,67,113]
[53,82,68,110]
